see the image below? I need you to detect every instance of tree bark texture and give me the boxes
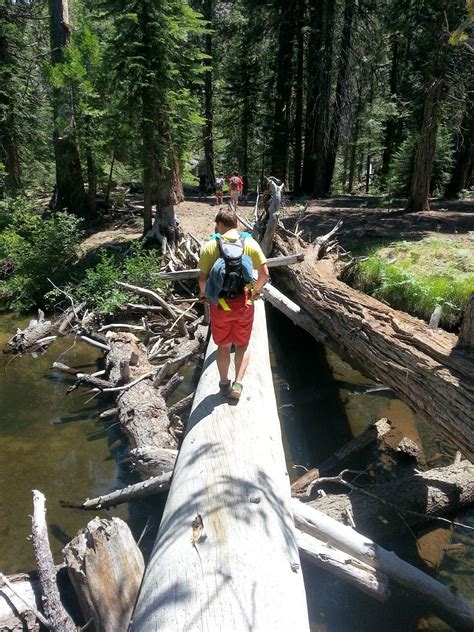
[270,0,297,183]
[292,498,474,630]
[296,529,390,602]
[323,0,355,195]
[0,5,24,196]
[457,292,474,352]
[5,312,53,353]
[293,0,305,194]
[405,53,444,213]
[444,91,474,198]
[0,573,41,632]
[302,0,336,196]
[63,517,144,632]
[308,461,474,540]
[271,234,474,461]
[49,0,87,218]
[31,490,76,631]
[202,0,215,187]
[104,332,179,477]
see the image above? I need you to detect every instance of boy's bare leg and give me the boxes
[234,344,250,383]
[216,344,231,382]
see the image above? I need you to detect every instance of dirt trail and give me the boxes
[77,193,473,256]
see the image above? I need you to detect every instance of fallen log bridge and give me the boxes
[131,301,310,631]
[270,232,474,461]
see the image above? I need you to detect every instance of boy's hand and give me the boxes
[198,293,208,303]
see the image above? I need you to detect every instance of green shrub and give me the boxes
[72,243,163,315]
[0,197,83,311]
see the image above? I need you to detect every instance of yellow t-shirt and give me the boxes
[198,229,267,275]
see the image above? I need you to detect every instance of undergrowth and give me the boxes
[0,195,164,315]
[0,196,83,311]
[351,236,474,329]
[67,244,164,316]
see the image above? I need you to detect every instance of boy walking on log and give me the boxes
[198,207,269,400]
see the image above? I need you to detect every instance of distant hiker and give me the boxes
[228,172,243,210]
[242,175,249,204]
[198,207,269,401]
[215,172,225,205]
[198,174,207,201]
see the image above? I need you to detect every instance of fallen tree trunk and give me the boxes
[156,253,304,280]
[5,310,54,354]
[60,471,173,510]
[131,301,309,632]
[63,518,144,632]
[31,491,75,632]
[292,498,474,631]
[307,460,474,539]
[0,573,42,631]
[271,232,474,461]
[296,529,390,602]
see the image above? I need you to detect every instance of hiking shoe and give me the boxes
[229,382,243,400]
[219,380,231,395]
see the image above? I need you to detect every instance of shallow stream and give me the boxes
[0,307,473,631]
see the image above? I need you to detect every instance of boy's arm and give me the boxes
[253,263,269,293]
[198,272,208,300]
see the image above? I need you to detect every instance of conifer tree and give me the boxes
[102,0,205,240]
[49,0,87,217]
[0,1,24,196]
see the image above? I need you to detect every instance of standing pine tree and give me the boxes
[0,1,25,196]
[102,0,205,241]
[49,0,87,217]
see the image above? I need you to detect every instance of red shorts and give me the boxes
[210,293,255,347]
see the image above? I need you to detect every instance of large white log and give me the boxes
[131,301,309,631]
[291,498,474,630]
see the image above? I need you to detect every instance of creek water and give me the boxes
[0,307,473,631]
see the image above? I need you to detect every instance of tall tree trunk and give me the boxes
[0,102,22,197]
[311,0,335,197]
[293,0,305,194]
[380,40,400,181]
[270,0,297,183]
[302,0,336,197]
[347,88,363,192]
[0,4,23,196]
[323,0,355,195]
[49,0,86,218]
[142,98,155,235]
[444,93,474,198]
[301,0,324,194]
[85,120,97,216]
[405,54,444,213]
[202,0,215,187]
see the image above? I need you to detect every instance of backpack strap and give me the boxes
[216,235,225,259]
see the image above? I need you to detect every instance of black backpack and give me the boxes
[216,235,248,298]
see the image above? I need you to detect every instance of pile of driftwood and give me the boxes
[1,229,209,631]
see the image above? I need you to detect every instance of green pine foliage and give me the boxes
[388,126,455,196]
[100,0,206,172]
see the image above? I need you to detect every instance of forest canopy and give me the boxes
[0,0,472,226]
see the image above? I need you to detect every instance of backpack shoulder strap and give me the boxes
[216,236,226,259]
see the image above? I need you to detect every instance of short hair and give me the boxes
[215,207,238,229]
[233,171,238,176]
